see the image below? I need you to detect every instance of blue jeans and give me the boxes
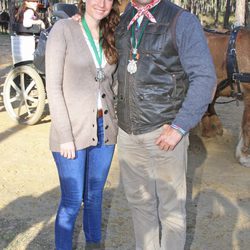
[52,117,115,250]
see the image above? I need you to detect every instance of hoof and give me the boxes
[236,136,250,167]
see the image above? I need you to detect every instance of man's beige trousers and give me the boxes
[117,127,189,250]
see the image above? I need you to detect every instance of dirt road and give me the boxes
[1,34,250,250]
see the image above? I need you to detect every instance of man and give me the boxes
[115,0,216,249]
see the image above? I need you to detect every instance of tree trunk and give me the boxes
[8,0,15,35]
[246,1,250,27]
[173,0,182,6]
[224,0,231,28]
[235,0,246,26]
[186,0,192,12]
[214,0,220,27]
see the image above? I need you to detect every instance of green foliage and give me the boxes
[200,13,235,29]
[172,0,241,29]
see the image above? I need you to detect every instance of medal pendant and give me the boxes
[132,48,137,55]
[96,68,105,82]
[127,59,137,74]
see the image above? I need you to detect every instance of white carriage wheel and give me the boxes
[3,65,46,125]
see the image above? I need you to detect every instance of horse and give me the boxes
[202,28,250,167]
[0,10,10,33]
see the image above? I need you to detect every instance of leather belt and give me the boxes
[97,109,103,118]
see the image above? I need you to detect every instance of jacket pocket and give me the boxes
[141,23,170,53]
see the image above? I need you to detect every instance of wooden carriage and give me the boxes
[3,0,77,125]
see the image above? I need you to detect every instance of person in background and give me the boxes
[45,0,120,249]
[15,0,45,29]
[115,0,217,249]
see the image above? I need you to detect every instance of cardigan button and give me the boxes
[105,139,109,143]
[92,138,95,141]
[104,110,108,114]
[105,125,109,129]
[139,95,144,100]
[102,93,106,98]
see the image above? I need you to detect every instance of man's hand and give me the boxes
[60,141,76,159]
[71,13,81,22]
[155,124,182,151]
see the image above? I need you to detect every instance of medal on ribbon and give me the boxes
[127,7,157,75]
[96,68,106,82]
[82,17,105,82]
[127,59,137,74]
[127,48,139,74]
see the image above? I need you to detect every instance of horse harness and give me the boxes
[217,27,250,101]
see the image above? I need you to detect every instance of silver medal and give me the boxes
[127,59,137,74]
[96,68,106,82]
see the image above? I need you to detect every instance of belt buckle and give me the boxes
[97,109,103,118]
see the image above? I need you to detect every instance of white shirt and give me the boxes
[137,15,144,27]
[82,28,107,110]
[23,9,35,28]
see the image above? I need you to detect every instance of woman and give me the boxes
[15,0,45,29]
[45,0,120,249]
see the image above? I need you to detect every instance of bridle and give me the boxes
[216,27,250,101]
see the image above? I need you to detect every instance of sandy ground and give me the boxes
[1,33,250,250]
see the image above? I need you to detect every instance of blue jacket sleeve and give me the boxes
[172,11,217,132]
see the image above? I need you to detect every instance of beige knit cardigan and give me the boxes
[45,19,118,152]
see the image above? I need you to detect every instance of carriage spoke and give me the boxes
[20,73,25,92]
[17,99,25,116]
[23,97,32,116]
[24,104,32,116]
[10,80,21,94]
[10,95,22,103]
[19,73,33,116]
[26,95,38,105]
[25,81,36,95]
[21,97,32,116]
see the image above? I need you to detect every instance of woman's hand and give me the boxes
[60,141,76,159]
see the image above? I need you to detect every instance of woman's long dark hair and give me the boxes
[78,0,120,65]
